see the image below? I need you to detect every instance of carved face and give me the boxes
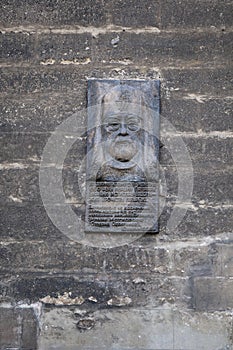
[103,113,141,162]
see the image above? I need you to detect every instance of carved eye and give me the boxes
[107,123,120,131]
[128,123,139,131]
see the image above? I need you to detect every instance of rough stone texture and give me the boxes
[0,67,88,95]
[163,166,233,203]
[0,306,39,350]
[161,98,233,132]
[192,277,233,311]
[93,32,232,67]
[160,0,233,29]
[37,33,92,65]
[110,0,160,28]
[38,306,232,350]
[0,93,86,132]
[0,0,232,349]
[0,33,36,63]
[0,0,108,27]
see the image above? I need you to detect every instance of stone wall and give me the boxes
[0,1,232,349]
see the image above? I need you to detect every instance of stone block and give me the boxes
[0,306,38,350]
[0,165,85,205]
[0,166,41,205]
[160,0,233,29]
[6,275,121,303]
[163,166,233,204]
[192,170,233,204]
[109,0,160,27]
[1,66,231,98]
[173,244,211,277]
[93,32,231,67]
[38,306,232,350]
[0,92,86,133]
[0,308,19,349]
[162,67,233,97]
[37,33,92,65]
[0,0,107,27]
[173,309,232,350]
[161,97,233,133]
[63,243,171,273]
[0,67,87,95]
[0,132,50,163]
[0,241,64,273]
[0,131,87,165]
[160,205,233,238]
[214,243,233,277]
[160,135,233,168]
[1,271,186,307]
[0,204,65,240]
[172,240,233,279]
[21,308,38,350]
[191,277,233,311]
[9,276,87,302]
[38,307,174,350]
[185,136,233,167]
[0,32,35,63]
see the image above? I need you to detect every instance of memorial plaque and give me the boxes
[85,79,160,233]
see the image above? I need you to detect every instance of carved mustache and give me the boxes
[114,136,134,143]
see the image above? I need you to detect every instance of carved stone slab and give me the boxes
[85,79,160,233]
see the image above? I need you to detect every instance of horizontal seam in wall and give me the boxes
[0,25,232,35]
[0,131,232,138]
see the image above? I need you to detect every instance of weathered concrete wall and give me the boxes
[0,1,232,349]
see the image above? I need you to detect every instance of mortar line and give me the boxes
[0,25,233,35]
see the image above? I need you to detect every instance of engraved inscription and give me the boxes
[85,80,160,233]
[86,181,158,231]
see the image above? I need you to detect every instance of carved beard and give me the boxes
[109,137,138,162]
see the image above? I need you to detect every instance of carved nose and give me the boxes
[119,123,128,136]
